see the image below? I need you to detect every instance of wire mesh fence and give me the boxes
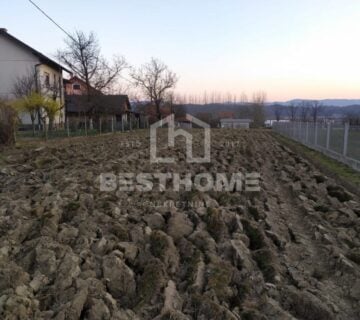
[273,121,360,172]
[17,116,149,141]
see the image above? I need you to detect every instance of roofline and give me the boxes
[66,76,101,94]
[220,118,253,122]
[0,30,72,74]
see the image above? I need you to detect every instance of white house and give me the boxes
[0,28,70,128]
[220,118,252,129]
[265,119,290,128]
[175,117,193,129]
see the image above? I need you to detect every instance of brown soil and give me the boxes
[0,129,359,319]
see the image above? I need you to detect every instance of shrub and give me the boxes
[0,100,18,146]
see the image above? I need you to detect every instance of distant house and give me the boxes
[65,94,135,130]
[64,74,149,130]
[265,119,290,128]
[220,118,252,129]
[176,117,192,129]
[64,76,101,96]
[0,28,70,127]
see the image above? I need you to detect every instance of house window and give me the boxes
[44,72,50,87]
[73,84,81,90]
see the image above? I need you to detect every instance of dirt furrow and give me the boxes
[0,130,359,320]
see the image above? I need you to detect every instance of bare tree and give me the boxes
[57,31,127,95]
[174,105,187,119]
[251,91,266,127]
[274,106,283,121]
[203,91,208,105]
[13,69,65,132]
[196,112,212,124]
[346,113,360,125]
[309,100,323,122]
[164,91,175,114]
[130,58,178,120]
[12,71,37,98]
[240,92,248,104]
[226,92,232,104]
[288,102,298,121]
[172,94,187,119]
[12,71,38,134]
[299,100,310,122]
[0,100,18,146]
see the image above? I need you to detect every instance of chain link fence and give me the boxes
[17,116,149,140]
[273,121,360,172]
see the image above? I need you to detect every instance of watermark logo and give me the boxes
[98,114,261,194]
[99,172,260,192]
[150,114,211,163]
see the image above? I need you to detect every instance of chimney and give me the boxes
[0,28,8,33]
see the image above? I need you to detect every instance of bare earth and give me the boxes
[0,129,359,319]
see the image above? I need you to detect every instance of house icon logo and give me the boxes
[150,114,211,163]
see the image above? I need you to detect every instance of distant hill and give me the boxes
[279,99,360,107]
[180,103,360,120]
[183,104,240,115]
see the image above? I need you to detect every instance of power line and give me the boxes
[27,0,75,41]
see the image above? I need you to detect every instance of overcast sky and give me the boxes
[2,0,360,101]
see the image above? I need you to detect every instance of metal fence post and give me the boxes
[343,122,349,157]
[297,122,300,140]
[84,115,88,136]
[67,120,70,137]
[326,122,331,149]
[111,116,114,133]
[288,122,291,137]
[292,121,295,138]
[315,122,318,146]
[305,122,309,144]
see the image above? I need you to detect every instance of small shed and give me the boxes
[220,118,252,129]
[176,117,192,129]
[65,94,132,130]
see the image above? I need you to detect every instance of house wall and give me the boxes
[221,122,250,129]
[234,123,249,129]
[37,64,65,126]
[65,80,87,95]
[177,122,192,129]
[0,34,39,100]
[0,33,65,126]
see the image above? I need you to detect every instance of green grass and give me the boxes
[348,127,360,160]
[16,128,149,143]
[285,124,360,160]
[17,129,100,140]
[273,132,360,189]
[318,126,360,160]
[327,126,360,159]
